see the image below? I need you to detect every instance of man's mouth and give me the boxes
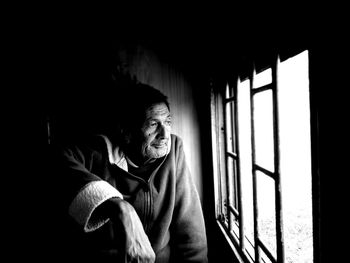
[152,142,167,148]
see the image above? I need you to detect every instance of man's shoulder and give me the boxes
[170,134,183,146]
[170,134,186,156]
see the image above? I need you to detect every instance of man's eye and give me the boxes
[165,120,172,126]
[150,122,158,127]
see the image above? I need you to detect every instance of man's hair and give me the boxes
[119,83,170,130]
[100,79,170,143]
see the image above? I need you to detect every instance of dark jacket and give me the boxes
[50,134,208,263]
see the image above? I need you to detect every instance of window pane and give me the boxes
[253,90,275,171]
[230,101,237,153]
[225,102,234,153]
[225,82,234,98]
[257,171,277,259]
[237,78,255,247]
[253,68,272,89]
[220,150,228,223]
[278,50,313,263]
[227,157,238,212]
[232,217,240,240]
[221,173,228,223]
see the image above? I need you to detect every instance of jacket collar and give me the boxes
[98,134,171,171]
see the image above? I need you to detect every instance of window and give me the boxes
[211,50,314,263]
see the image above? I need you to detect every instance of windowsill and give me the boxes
[216,220,252,263]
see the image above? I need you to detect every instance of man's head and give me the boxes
[117,83,172,163]
[138,101,171,160]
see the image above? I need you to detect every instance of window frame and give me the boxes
[211,49,318,263]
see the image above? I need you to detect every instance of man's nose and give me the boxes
[157,124,170,138]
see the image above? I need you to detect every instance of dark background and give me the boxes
[5,6,347,262]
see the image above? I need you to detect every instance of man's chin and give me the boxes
[146,148,167,159]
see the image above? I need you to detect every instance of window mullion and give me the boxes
[224,89,233,232]
[218,90,226,222]
[234,76,245,251]
[250,66,261,263]
[253,164,275,179]
[272,55,285,263]
[252,83,273,95]
[211,84,226,223]
[215,90,224,220]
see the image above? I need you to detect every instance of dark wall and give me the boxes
[309,48,347,263]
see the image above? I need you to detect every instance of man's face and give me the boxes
[138,102,171,161]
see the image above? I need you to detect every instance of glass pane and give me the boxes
[220,154,228,223]
[257,171,277,259]
[230,101,237,153]
[237,78,255,248]
[278,50,313,263]
[253,68,272,89]
[225,102,234,153]
[227,157,238,212]
[221,179,228,223]
[225,83,229,98]
[253,90,275,171]
[225,82,234,98]
[227,156,240,238]
[232,219,240,240]
[232,158,239,210]
[230,84,235,98]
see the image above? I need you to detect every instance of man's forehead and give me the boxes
[145,103,170,118]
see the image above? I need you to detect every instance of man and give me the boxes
[50,83,208,262]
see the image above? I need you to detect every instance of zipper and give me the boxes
[143,183,152,234]
[143,155,168,233]
[114,154,169,233]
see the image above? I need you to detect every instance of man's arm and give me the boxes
[97,198,155,262]
[51,142,155,262]
[53,144,123,232]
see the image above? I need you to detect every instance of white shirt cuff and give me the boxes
[68,180,123,232]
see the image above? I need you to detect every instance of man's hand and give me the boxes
[103,197,155,263]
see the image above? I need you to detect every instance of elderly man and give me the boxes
[51,83,208,263]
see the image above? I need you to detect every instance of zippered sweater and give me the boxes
[52,134,208,263]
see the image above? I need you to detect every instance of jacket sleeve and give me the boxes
[171,138,208,263]
[52,141,123,233]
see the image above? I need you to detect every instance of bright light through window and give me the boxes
[212,49,313,263]
[241,51,313,262]
[254,90,275,171]
[253,68,272,89]
[278,50,313,263]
